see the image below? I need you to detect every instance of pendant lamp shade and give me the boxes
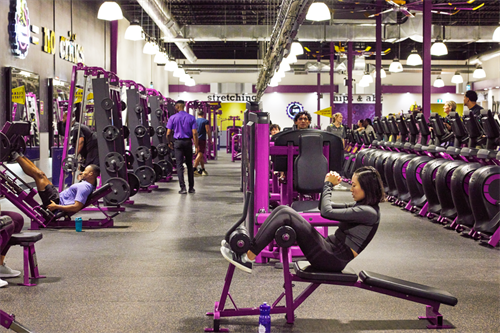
[284,53,297,64]
[164,60,178,72]
[280,61,291,72]
[290,42,304,56]
[373,68,386,78]
[451,71,464,84]
[433,76,445,88]
[473,65,486,79]
[268,79,278,87]
[173,67,185,78]
[389,58,403,73]
[406,49,422,66]
[493,26,500,42]
[186,78,196,87]
[306,2,331,21]
[143,41,159,55]
[97,2,123,21]
[362,72,373,84]
[431,39,448,56]
[124,22,144,41]
[153,52,168,64]
[359,78,369,87]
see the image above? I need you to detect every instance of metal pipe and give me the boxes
[330,42,334,123]
[422,0,432,119]
[347,42,353,127]
[375,0,382,118]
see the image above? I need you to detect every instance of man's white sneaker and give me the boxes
[0,263,21,278]
[0,279,7,288]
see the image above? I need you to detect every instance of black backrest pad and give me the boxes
[294,133,328,193]
[273,129,344,173]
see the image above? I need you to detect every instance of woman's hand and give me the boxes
[325,171,341,186]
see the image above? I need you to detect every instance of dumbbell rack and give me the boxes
[147,89,173,182]
[61,63,131,207]
[122,81,157,190]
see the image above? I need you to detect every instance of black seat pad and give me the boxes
[294,261,358,282]
[359,271,458,306]
[8,232,43,244]
[290,201,320,212]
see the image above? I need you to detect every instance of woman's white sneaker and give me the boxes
[0,263,21,278]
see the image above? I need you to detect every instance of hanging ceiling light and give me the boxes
[433,76,445,88]
[473,65,486,79]
[164,60,178,71]
[373,68,387,79]
[290,42,304,56]
[389,58,403,73]
[186,78,196,87]
[143,40,159,55]
[153,52,168,64]
[359,77,370,87]
[268,79,278,87]
[284,53,297,64]
[335,61,347,71]
[362,72,373,84]
[173,67,185,78]
[97,1,123,21]
[431,37,448,56]
[406,48,422,66]
[124,21,144,41]
[180,73,190,83]
[493,26,500,42]
[279,61,291,72]
[451,71,464,84]
[306,2,331,21]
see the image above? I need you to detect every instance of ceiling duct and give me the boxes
[210,83,253,94]
[136,0,197,63]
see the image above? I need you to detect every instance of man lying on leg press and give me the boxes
[11,151,100,214]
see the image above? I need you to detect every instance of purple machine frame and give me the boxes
[0,310,33,333]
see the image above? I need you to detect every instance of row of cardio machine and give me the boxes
[342,109,500,248]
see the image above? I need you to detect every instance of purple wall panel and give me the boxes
[333,103,375,125]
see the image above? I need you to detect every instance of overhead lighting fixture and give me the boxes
[179,73,190,83]
[359,77,369,87]
[335,61,347,71]
[284,53,297,64]
[362,72,373,84]
[389,58,403,73]
[280,61,291,72]
[433,76,445,88]
[406,48,422,66]
[164,60,178,72]
[268,79,278,87]
[143,40,159,55]
[373,68,386,79]
[290,42,304,56]
[153,52,168,64]
[493,26,500,42]
[451,71,463,84]
[306,2,331,21]
[186,78,196,87]
[431,38,448,56]
[173,67,185,78]
[473,65,486,79]
[97,1,123,21]
[124,21,144,41]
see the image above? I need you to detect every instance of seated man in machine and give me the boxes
[10,151,100,214]
[0,211,25,286]
[293,111,312,130]
[221,166,384,273]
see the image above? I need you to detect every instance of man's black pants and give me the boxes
[174,139,194,190]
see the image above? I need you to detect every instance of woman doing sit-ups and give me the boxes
[221,166,385,273]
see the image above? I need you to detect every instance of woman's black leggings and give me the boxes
[249,206,354,272]
[0,211,24,256]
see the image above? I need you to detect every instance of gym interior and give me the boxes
[0,1,499,332]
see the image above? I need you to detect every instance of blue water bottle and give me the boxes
[258,302,271,333]
[75,217,83,232]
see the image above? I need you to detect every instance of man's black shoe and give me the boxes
[179,188,187,194]
[188,188,195,193]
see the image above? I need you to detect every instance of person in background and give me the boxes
[326,113,346,145]
[166,100,198,194]
[355,120,365,132]
[363,118,375,137]
[194,110,211,176]
[270,124,281,136]
[443,100,456,131]
[293,111,312,130]
[464,90,483,117]
[62,111,99,169]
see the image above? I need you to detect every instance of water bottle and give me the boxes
[75,217,83,232]
[258,302,271,333]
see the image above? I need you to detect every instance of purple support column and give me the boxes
[422,0,432,119]
[330,42,335,122]
[317,54,321,128]
[110,20,118,74]
[347,42,353,127]
[375,0,382,117]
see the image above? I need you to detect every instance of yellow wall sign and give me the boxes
[74,88,83,103]
[12,86,26,104]
[314,106,332,118]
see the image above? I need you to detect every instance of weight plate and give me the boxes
[155,108,162,118]
[153,163,163,181]
[104,152,125,173]
[156,143,168,157]
[134,105,143,114]
[149,126,155,137]
[125,150,134,169]
[11,136,26,155]
[134,165,156,188]
[135,146,151,162]
[122,125,130,139]
[104,177,130,206]
[150,146,158,160]
[127,172,140,197]
[0,132,11,162]
[147,107,152,114]
[101,98,114,111]
[102,125,120,141]
[156,126,166,137]
[120,101,127,111]
[62,155,77,173]
[158,160,173,177]
[134,125,147,138]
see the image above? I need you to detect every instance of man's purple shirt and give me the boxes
[166,111,197,139]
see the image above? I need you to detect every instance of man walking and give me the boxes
[194,110,211,176]
[166,100,198,194]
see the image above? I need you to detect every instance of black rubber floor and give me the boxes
[0,153,498,333]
